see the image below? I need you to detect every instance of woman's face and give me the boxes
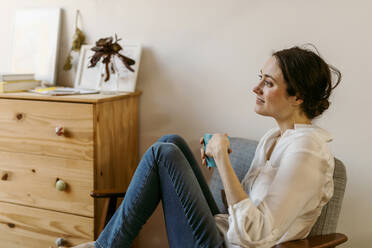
[252,56,299,120]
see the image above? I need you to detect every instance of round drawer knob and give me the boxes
[56,237,67,246]
[56,179,67,191]
[55,126,65,136]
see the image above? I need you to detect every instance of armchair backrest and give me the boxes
[209,137,347,236]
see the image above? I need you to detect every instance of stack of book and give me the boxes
[0,73,40,93]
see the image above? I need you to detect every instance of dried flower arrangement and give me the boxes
[88,34,136,82]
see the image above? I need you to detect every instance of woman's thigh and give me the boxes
[158,134,220,215]
[97,136,224,248]
[156,135,223,247]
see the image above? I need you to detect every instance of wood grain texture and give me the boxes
[0,99,94,160]
[272,233,348,248]
[94,94,140,239]
[0,151,94,217]
[0,92,141,246]
[0,91,142,103]
[0,201,93,247]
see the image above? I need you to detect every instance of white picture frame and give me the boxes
[74,45,100,90]
[11,8,61,85]
[74,43,141,92]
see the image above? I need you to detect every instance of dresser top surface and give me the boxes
[0,91,142,103]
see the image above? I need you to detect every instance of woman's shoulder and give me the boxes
[283,124,333,158]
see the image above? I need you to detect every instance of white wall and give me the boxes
[0,1,371,247]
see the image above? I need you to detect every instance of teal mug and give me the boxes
[203,133,231,167]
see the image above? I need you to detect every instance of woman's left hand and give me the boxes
[205,133,232,159]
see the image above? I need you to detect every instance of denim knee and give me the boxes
[158,134,185,144]
[151,141,182,163]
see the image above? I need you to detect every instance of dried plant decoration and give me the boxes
[88,34,136,82]
[63,10,86,71]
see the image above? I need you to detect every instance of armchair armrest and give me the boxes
[273,233,348,248]
[90,189,127,237]
[90,189,126,198]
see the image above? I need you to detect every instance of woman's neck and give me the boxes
[275,113,311,136]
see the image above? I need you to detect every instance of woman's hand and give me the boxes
[200,133,232,168]
[200,137,207,167]
[206,133,232,158]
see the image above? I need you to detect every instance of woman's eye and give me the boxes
[264,81,273,87]
[258,74,273,87]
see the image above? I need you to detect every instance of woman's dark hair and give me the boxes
[272,45,341,119]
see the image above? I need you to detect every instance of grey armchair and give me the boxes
[209,137,348,248]
[92,137,348,247]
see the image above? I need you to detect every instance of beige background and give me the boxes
[0,0,370,247]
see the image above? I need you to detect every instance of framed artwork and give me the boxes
[11,8,61,85]
[74,45,100,90]
[74,43,141,92]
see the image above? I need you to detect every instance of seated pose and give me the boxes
[74,45,341,248]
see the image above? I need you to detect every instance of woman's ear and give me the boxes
[295,96,303,105]
[290,96,303,106]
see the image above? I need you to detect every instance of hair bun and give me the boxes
[314,99,330,117]
[320,99,330,110]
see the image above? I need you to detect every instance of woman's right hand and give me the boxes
[200,137,207,167]
[200,135,232,169]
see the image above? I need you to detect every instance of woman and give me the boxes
[74,45,341,248]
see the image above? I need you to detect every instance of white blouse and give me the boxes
[214,124,335,248]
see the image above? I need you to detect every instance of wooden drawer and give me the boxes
[0,151,94,217]
[0,201,93,247]
[0,99,93,160]
[0,92,141,244]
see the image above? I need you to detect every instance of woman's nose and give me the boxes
[252,83,263,95]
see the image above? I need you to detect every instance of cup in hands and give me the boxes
[202,133,231,167]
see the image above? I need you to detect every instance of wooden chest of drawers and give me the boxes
[0,92,141,247]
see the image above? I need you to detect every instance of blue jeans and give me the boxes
[96,134,225,248]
